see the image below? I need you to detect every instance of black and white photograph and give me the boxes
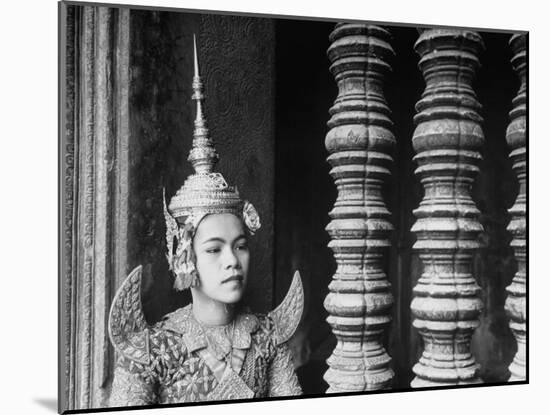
[6,0,550,413]
[56,1,531,413]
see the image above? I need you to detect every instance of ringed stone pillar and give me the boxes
[324,23,395,392]
[504,34,527,382]
[410,29,485,387]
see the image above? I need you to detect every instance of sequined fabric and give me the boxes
[109,305,302,406]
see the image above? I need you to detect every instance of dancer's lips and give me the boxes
[222,274,243,284]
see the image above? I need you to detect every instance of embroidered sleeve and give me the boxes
[109,355,158,407]
[267,342,302,397]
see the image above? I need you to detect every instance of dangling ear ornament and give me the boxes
[163,188,178,271]
[243,201,261,235]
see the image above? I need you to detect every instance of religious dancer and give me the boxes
[108,37,304,405]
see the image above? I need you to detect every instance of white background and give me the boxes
[1,0,545,414]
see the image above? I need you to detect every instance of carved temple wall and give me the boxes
[60,5,131,410]
[60,4,527,410]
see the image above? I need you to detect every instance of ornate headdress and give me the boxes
[164,36,261,291]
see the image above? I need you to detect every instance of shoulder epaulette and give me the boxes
[267,271,304,345]
[108,266,150,365]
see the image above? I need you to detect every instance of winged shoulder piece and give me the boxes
[108,265,150,365]
[267,271,304,345]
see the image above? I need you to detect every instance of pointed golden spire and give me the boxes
[193,34,199,75]
[166,36,261,281]
[188,34,218,174]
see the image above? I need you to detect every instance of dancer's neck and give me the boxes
[190,289,236,326]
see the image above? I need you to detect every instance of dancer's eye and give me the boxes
[235,243,249,251]
[205,246,221,254]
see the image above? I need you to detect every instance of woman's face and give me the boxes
[192,213,250,304]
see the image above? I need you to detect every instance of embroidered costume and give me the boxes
[108,37,304,406]
[109,268,304,405]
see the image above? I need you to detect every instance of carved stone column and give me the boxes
[505,34,527,381]
[410,29,485,387]
[60,4,130,411]
[324,23,395,392]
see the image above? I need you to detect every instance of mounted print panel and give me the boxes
[59,1,528,412]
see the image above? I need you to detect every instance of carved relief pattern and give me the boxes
[504,34,526,381]
[198,14,275,311]
[114,8,131,293]
[79,6,96,407]
[324,24,395,392]
[63,5,77,408]
[93,9,118,403]
[62,5,131,410]
[410,29,485,387]
[199,14,274,151]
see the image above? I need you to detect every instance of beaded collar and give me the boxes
[160,304,259,360]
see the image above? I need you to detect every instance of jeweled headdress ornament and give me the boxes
[164,36,261,291]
